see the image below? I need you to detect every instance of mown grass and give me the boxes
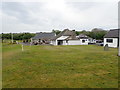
[2,44,118,88]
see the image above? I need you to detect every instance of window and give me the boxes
[82,40,85,43]
[66,40,68,43]
[106,39,113,43]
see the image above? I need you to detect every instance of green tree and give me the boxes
[52,29,61,35]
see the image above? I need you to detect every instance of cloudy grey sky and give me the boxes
[1,0,119,33]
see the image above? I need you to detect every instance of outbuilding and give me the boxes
[104,29,119,48]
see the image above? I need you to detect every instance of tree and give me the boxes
[89,28,107,40]
[75,28,107,40]
[1,33,35,41]
[52,29,61,35]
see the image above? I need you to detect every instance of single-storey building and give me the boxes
[31,32,55,45]
[77,34,96,44]
[50,29,89,45]
[76,34,89,45]
[104,29,119,48]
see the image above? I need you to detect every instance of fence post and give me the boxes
[22,45,24,51]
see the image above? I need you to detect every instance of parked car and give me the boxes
[96,42,104,46]
[96,40,104,46]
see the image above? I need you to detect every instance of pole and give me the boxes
[118,2,120,56]
[11,33,13,44]
[30,38,32,46]
[118,29,120,56]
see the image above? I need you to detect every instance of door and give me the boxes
[57,40,63,45]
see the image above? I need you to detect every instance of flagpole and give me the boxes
[118,2,120,56]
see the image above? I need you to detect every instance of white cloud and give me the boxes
[1,0,118,33]
[2,0,120,2]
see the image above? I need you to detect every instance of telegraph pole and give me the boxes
[118,27,120,56]
[118,2,120,56]
[11,33,13,44]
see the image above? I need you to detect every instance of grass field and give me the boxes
[2,43,118,88]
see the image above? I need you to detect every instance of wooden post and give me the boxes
[22,45,24,51]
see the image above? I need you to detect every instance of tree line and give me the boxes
[0,33,35,41]
[0,28,108,41]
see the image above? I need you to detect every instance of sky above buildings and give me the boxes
[1,0,119,33]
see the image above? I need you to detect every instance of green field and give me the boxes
[2,43,118,88]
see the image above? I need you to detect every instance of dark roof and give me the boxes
[104,29,119,38]
[51,29,77,40]
[32,32,55,40]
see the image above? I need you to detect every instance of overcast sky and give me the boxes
[1,0,119,33]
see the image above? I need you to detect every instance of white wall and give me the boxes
[104,38,118,48]
[68,40,81,45]
[68,39,88,45]
[63,40,68,45]
[50,39,89,45]
[50,40,57,45]
[80,39,89,45]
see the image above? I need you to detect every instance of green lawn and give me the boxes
[2,44,118,88]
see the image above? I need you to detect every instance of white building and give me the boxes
[104,29,119,48]
[50,29,89,45]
